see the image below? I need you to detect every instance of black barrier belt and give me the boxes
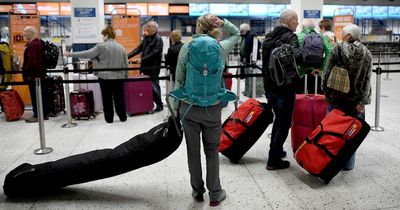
[1,73,266,86]
[373,69,400,73]
[373,62,400,66]
[3,64,258,74]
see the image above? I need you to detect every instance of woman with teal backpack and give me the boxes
[172,14,239,206]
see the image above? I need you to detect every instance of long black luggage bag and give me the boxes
[3,114,182,198]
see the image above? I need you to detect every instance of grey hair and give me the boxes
[145,21,159,30]
[24,26,37,35]
[280,10,297,24]
[240,23,250,32]
[302,19,315,29]
[342,24,361,41]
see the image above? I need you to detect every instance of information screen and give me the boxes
[356,5,372,18]
[189,3,209,16]
[148,3,169,16]
[249,4,268,17]
[229,4,248,16]
[267,4,286,17]
[60,3,71,16]
[210,4,229,16]
[169,5,189,14]
[126,3,147,16]
[388,6,400,18]
[105,4,126,15]
[0,5,12,13]
[37,2,60,16]
[12,4,37,14]
[372,6,388,18]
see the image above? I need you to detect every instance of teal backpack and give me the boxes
[171,36,236,107]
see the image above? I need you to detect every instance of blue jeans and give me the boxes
[267,89,296,162]
[327,104,364,170]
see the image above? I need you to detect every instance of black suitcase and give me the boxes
[219,99,274,163]
[3,116,183,198]
[47,75,65,115]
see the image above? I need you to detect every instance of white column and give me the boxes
[71,0,105,44]
[291,0,323,33]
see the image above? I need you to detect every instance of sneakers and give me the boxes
[191,191,204,202]
[209,189,226,207]
[266,159,290,170]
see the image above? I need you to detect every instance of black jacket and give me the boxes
[262,26,302,93]
[165,41,183,79]
[240,31,260,63]
[128,33,163,77]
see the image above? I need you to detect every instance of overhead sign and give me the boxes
[304,10,321,19]
[37,2,60,16]
[334,14,354,42]
[74,8,96,17]
[60,3,71,16]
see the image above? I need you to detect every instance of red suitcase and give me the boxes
[0,89,24,121]
[219,98,273,163]
[70,89,95,120]
[294,108,370,183]
[291,94,328,152]
[124,75,153,115]
[223,72,232,90]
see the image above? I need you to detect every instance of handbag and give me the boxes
[326,66,350,93]
[326,46,350,94]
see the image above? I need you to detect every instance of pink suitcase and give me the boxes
[70,89,95,120]
[291,94,328,152]
[124,75,153,115]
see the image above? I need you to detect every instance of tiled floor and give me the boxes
[1,65,400,210]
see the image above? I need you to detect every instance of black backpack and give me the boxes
[264,33,299,87]
[301,31,325,67]
[41,40,59,69]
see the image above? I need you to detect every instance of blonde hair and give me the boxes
[170,30,182,43]
[196,13,219,38]
[101,26,116,39]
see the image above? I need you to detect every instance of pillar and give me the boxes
[291,0,324,33]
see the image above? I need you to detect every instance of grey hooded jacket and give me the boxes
[322,41,372,105]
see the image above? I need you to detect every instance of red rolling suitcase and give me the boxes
[124,75,154,116]
[291,75,328,152]
[0,89,24,121]
[70,89,95,120]
[294,108,370,184]
[219,98,274,163]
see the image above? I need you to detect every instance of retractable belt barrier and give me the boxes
[1,63,264,155]
[370,46,400,132]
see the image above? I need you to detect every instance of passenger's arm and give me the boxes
[72,44,101,59]
[360,53,372,105]
[127,43,143,59]
[219,19,240,58]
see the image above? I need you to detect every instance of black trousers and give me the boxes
[99,79,126,123]
[28,79,49,118]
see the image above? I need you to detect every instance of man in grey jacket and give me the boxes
[128,21,164,112]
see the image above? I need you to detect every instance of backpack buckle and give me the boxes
[203,64,208,76]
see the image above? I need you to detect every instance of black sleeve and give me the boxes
[141,37,163,62]
[287,33,303,64]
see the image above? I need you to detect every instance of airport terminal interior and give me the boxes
[1,0,400,209]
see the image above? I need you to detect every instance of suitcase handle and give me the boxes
[166,96,182,137]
